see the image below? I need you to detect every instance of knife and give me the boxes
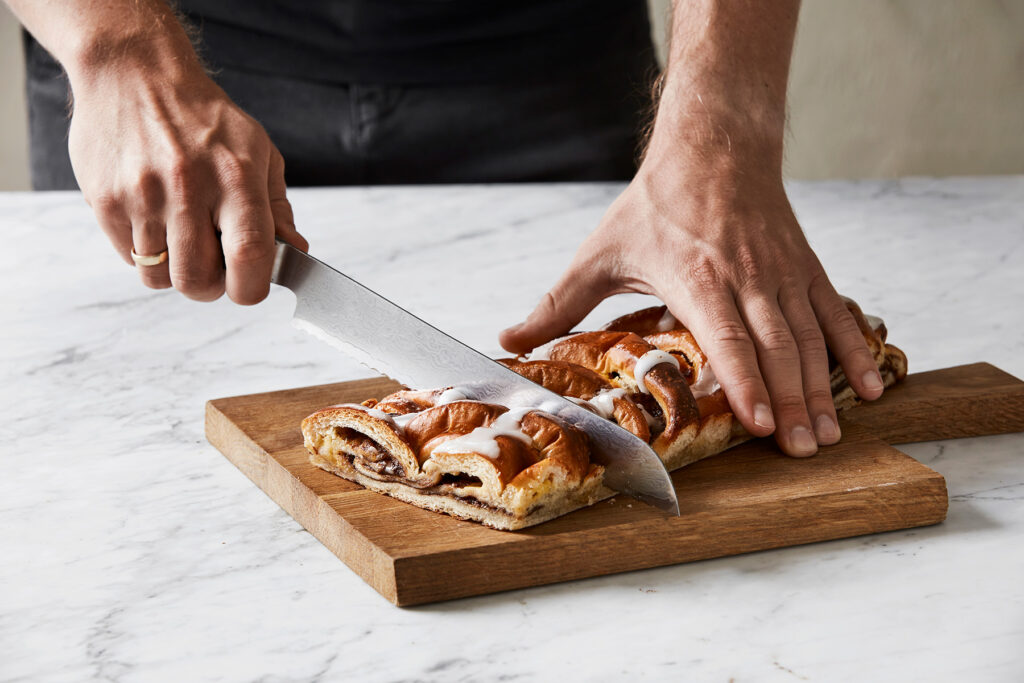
[270,241,679,514]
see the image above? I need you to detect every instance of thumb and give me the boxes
[499,260,611,354]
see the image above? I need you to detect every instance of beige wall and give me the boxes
[785,0,1024,179]
[1,1,1022,190]
[0,4,29,190]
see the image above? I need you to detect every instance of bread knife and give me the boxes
[269,241,679,514]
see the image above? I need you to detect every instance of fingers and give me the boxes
[268,148,308,252]
[808,275,884,401]
[737,295,818,457]
[499,255,612,354]
[673,289,776,440]
[131,217,172,290]
[780,288,840,446]
[90,194,135,266]
[166,208,224,302]
[216,161,277,305]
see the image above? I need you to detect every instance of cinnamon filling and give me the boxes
[331,431,490,494]
[334,427,406,478]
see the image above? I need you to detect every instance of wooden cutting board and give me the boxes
[205,362,1024,606]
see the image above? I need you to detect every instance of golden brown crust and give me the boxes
[302,399,605,530]
[602,300,909,469]
[528,330,701,454]
[303,298,908,531]
[497,358,609,399]
[601,306,676,337]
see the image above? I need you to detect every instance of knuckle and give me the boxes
[723,375,764,399]
[165,158,199,200]
[734,245,764,284]
[759,326,795,355]
[826,306,859,335]
[223,231,271,266]
[537,291,564,316]
[773,394,808,416]
[171,266,220,295]
[139,272,172,290]
[218,155,260,190]
[686,257,722,291]
[804,387,834,406]
[91,192,122,217]
[708,320,751,347]
[131,169,165,207]
[794,326,825,350]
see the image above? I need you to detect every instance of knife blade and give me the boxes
[270,242,679,514]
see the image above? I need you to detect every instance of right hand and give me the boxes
[68,58,308,304]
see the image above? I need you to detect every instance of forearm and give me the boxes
[648,0,801,173]
[4,0,200,87]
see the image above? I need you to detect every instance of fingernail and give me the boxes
[753,403,775,430]
[502,322,525,335]
[790,426,818,455]
[862,370,884,394]
[814,414,841,443]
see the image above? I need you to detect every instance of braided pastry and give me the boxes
[303,395,606,530]
[302,299,907,530]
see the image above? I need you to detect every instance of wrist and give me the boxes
[62,20,203,97]
[645,79,785,170]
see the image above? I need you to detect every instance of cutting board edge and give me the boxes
[205,399,402,603]
[388,473,949,606]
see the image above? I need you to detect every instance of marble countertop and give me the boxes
[2,177,1022,682]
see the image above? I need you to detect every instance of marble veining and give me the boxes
[1,177,1022,682]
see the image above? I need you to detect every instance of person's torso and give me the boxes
[176,0,652,84]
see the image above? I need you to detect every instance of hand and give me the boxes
[499,153,886,457]
[68,52,307,303]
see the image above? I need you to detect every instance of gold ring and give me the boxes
[131,248,169,267]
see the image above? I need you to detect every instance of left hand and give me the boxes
[499,150,885,457]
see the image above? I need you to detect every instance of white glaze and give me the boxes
[4,181,1023,681]
[431,407,533,459]
[337,403,394,422]
[865,313,885,332]
[587,387,628,419]
[689,363,721,400]
[632,349,680,394]
[637,404,661,430]
[526,334,572,361]
[390,412,420,429]
[437,387,469,404]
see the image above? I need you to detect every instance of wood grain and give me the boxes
[843,362,1024,443]
[204,363,1022,606]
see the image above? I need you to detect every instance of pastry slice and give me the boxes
[302,298,908,530]
[302,395,607,530]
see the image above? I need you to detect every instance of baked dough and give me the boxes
[302,299,907,530]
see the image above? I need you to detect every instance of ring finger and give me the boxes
[779,288,840,446]
[739,294,817,457]
[131,218,171,289]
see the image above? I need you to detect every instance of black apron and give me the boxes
[24,1,657,189]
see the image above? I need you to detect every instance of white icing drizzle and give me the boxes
[526,335,573,361]
[390,412,420,429]
[655,308,679,332]
[587,387,628,419]
[865,314,884,332]
[689,363,721,400]
[436,387,469,404]
[632,350,680,394]
[637,404,661,430]
[431,407,534,460]
[337,403,393,422]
